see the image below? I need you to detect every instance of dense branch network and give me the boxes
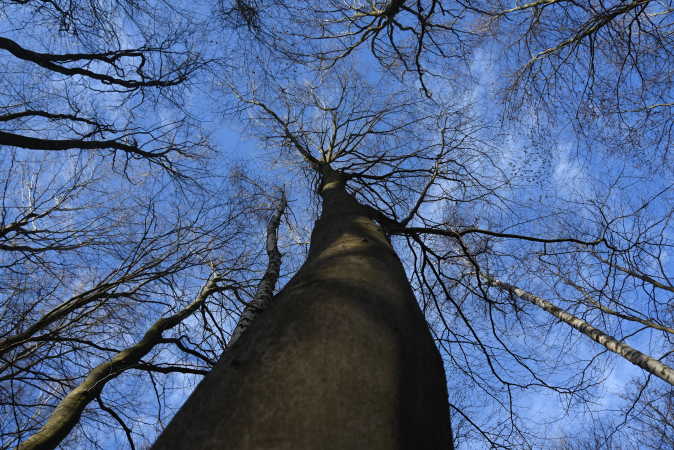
[1,0,672,447]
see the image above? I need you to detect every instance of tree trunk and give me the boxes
[19,273,222,450]
[152,172,451,449]
[483,274,674,386]
[228,191,286,347]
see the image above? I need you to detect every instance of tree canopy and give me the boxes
[1,0,672,448]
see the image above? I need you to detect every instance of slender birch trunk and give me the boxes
[483,274,674,386]
[228,191,286,347]
[152,171,451,449]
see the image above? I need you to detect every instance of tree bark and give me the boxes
[152,171,451,449]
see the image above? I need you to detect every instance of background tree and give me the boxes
[1,0,211,177]
[0,148,282,449]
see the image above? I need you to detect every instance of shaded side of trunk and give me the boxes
[153,173,451,449]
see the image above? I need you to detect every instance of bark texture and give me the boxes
[152,172,451,449]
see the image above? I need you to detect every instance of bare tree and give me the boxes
[228,189,287,347]
[153,72,454,450]
[0,148,277,448]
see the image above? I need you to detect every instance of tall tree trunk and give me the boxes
[153,171,451,449]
